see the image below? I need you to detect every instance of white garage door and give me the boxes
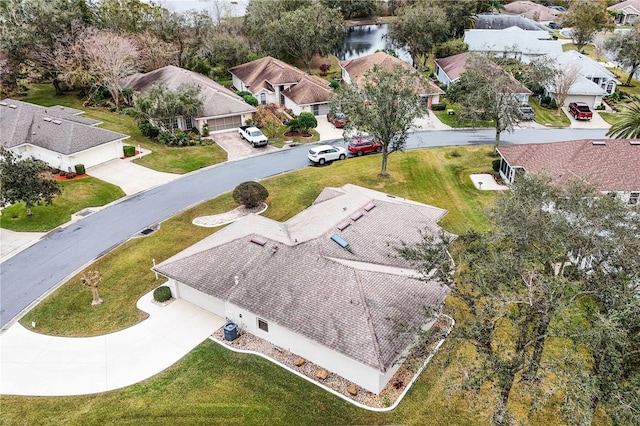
[178,284,226,317]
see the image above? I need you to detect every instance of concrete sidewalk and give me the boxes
[0,289,225,396]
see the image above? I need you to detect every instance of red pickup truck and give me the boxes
[568,102,593,120]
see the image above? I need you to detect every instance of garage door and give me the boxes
[178,284,226,317]
[207,115,242,132]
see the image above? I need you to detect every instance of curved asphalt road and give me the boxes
[0,128,609,328]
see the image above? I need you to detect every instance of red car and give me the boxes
[347,137,383,156]
[327,112,350,128]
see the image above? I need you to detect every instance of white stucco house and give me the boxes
[340,51,444,107]
[229,56,332,117]
[122,66,256,134]
[153,184,455,394]
[608,0,640,25]
[497,139,640,205]
[0,99,129,170]
[464,26,563,63]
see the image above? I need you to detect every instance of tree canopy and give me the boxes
[133,82,203,130]
[330,64,426,176]
[559,0,614,51]
[606,95,640,139]
[605,21,640,86]
[0,147,62,216]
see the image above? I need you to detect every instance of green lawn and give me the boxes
[21,84,228,174]
[530,98,571,127]
[432,104,495,128]
[599,111,623,126]
[0,177,124,232]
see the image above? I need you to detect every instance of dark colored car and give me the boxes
[327,112,350,128]
[347,137,383,156]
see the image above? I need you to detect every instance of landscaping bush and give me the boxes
[59,169,66,176]
[596,103,606,110]
[243,94,259,106]
[319,63,331,76]
[492,159,501,173]
[237,91,252,98]
[123,145,136,157]
[158,130,193,146]
[287,118,300,132]
[74,164,85,175]
[139,122,160,138]
[65,172,76,179]
[297,112,317,133]
[153,286,172,302]
[201,123,209,136]
[329,80,340,89]
[549,98,557,109]
[232,181,269,208]
[431,103,447,111]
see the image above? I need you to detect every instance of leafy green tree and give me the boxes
[434,38,468,60]
[437,0,477,38]
[452,54,525,152]
[296,112,317,134]
[96,0,164,33]
[245,0,307,45]
[232,181,269,208]
[133,82,203,131]
[0,147,62,216]
[605,21,640,86]
[387,2,449,68]
[606,95,640,138]
[320,0,377,19]
[263,5,344,74]
[398,174,640,425]
[330,64,425,176]
[559,0,614,51]
[199,32,251,71]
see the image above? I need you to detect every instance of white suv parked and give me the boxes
[307,145,347,165]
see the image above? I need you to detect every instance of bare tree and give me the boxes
[133,31,179,72]
[551,63,581,111]
[81,270,103,307]
[83,30,140,110]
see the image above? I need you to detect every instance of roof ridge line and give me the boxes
[354,270,385,372]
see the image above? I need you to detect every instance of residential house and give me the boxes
[608,0,640,25]
[474,13,553,35]
[339,51,445,107]
[545,51,620,108]
[229,56,332,116]
[464,26,563,63]
[502,0,560,23]
[0,99,128,170]
[153,184,454,394]
[123,65,255,134]
[497,139,640,204]
[434,52,532,103]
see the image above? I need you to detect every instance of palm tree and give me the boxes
[606,95,640,139]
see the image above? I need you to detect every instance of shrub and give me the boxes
[434,38,468,59]
[549,98,557,109]
[329,80,340,89]
[539,95,551,106]
[233,181,269,208]
[297,112,317,133]
[65,172,76,179]
[201,123,209,136]
[492,159,501,173]
[153,286,172,302]
[243,94,259,106]
[287,118,300,132]
[74,164,85,175]
[158,129,193,146]
[431,103,447,111]
[319,63,331,76]
[51,168,60,175]
[596,103,606,110]
[59,170,66,176]
[123,145,136,157]
[237,90,252,98]
[139,122,160,138]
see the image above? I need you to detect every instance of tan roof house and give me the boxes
[123,65,256,134]
[154,184,455,394]
[502,0,560,23]
[229,56,332,117]
[497,139,640,205]
[0,99,129,170]
[339,51,444,107]
[609,0,640,25]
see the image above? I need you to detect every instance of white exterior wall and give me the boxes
[285,97,303,116]
[435,66,453,88]
[224,301,388,394]
[341,68,352,84]
[231,75,246,91]
[11,141,123,170]
[563,94,603,109]
[174,281,226,316]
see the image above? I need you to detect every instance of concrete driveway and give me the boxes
[562,107,611,129]
[0,289,225,396]
[212,131,279,161]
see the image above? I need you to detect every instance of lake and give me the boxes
[336,24,412,65]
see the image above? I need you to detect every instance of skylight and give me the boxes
[331,234,349,248]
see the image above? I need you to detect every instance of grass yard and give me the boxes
[530,98,571,127]
[21,84,228,174]
[20,146,497,337]
[432,104,495,128]
[0,177,124,232]
[599,111,623,126]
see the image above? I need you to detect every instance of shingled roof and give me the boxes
[498,139,640,192]
[0,99,128,154]
[229,56,332,105]
[341,52,444,96]
[154,184,454,372]
[122,65,255,119]
[502,0,559,21]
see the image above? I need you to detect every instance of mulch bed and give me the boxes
[283,131,312,138]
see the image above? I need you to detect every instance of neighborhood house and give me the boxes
[122,65,256,134]
[463,26,563,63]
[609,0,640,25]
[497,139,640,205]
[154,184,454,394]
[0,99,129,170]
[229,56,332,117]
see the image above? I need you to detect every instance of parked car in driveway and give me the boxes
[518,106,535,121]
[347,137,383,156]
[568,102,593,120]
[308,145,347,165]
[327,112,350,128]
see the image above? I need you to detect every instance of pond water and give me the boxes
[336,24,412,65]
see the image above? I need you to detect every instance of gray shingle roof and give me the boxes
[475,13,553,32]
[498,139,640,192]
[155,184,454,372]
[464,27,563,58]
[122,65,255,119]
[0,99,128,154]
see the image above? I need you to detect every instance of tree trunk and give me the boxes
[493,129,501,153]
[493,377,515,426]
[626,64,639,86]
[26,206,33,216]
[380,151,389,176]
[52,78,63,96]
[523,313,552,381]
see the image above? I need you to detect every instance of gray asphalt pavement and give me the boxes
[0,128,609,328]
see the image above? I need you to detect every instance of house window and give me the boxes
[630,192,639,205]
[258,318,269,332]
[312,104,319,115]
[185,117,193,130]
[162,118,179,130]
[260,93,267,105]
